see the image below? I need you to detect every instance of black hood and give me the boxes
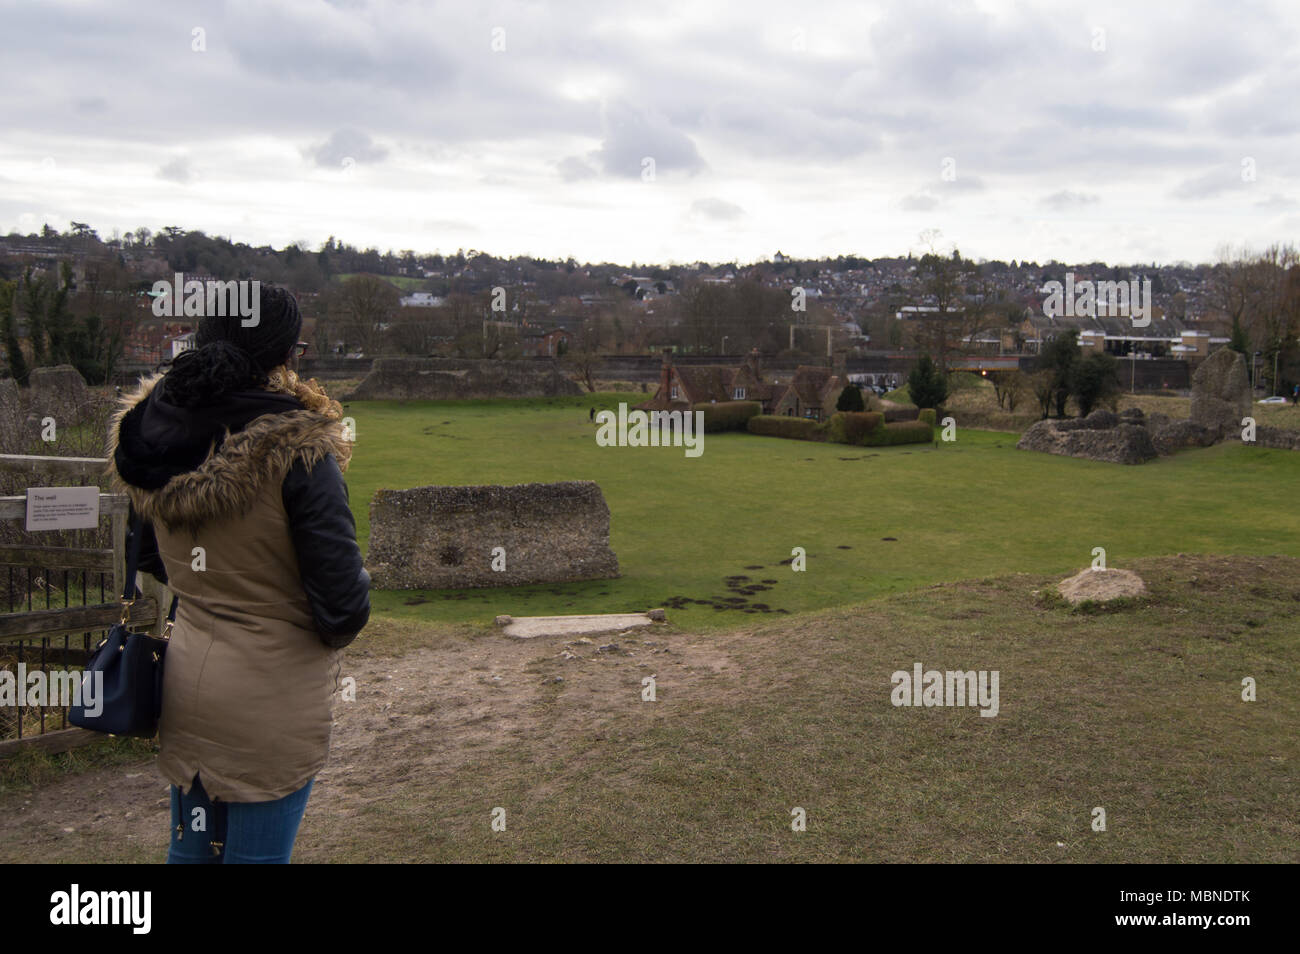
[114,376,304,490]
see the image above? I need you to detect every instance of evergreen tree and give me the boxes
[1228,317,1249,356]
[1071,352,1120,416]
[1038,329,1080,417]
[0,280,29,383]
[907,354,949,409]
[835,384,865,412]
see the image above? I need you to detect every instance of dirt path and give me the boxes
[0,623,743,863]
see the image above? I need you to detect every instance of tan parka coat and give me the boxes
[106,373,360,802]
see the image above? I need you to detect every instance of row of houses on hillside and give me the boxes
[896,306,1231,360]
[638,350,850,421]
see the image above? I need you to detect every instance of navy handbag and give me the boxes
[69,518,179,738]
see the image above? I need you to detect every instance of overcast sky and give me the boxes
[2,0,1297,267]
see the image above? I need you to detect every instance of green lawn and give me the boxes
[331,273,429,291]
[338,392,1300,629]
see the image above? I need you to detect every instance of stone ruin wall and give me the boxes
[1017,348,1299,463]
[366,480,620,590]
[0,365,95,451]
[344,357,582,401]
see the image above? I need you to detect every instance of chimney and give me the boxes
[746,347,761,380]
[660,348,673,405]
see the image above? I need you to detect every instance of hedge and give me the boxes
[692,400,762,433]
[863,420,933,445]
[828,411,884,445]
[918,408,937,426]
[747,415,829,441]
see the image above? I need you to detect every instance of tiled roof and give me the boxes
[790,366,834,406]
[1023,313,1185,339]
[674,365,735,403]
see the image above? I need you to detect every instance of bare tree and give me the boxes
[560,316,606,391]
[1244,244,1299,393]
[1210,243,1254,352]
[327,274,400,355]
[446,292,489,357]
[908,248,975,370]
[71,254,139,383]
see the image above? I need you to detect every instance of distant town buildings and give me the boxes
[0,229,1273,379]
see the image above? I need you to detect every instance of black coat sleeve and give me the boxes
[126,504,168,588]
[281,453,371,648]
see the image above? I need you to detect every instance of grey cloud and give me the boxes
[157,157,195,184]
[698,97,882,160]
[1051,102,1185,132]
[900,193,940,212]
[1115,1,1279,98]
[689,198,746,221]
[1041,190,1100,209]
[866,0,1056,96]
[1206,72,1300,138]
[556,156,598,182]
[1,0,1298,264]
[1254,193,1299,210]
[424,218,480,233]
[594,100,705,179]
[305,129,388,168]
[1171,168,1245,200]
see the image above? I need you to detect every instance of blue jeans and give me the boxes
[166,773,313,864]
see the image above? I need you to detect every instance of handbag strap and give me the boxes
[162,593,180,638]
[122,514,182,631]
[122,513,144,603]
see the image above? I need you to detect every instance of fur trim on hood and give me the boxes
[105,372,354,536]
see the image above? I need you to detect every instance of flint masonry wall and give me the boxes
[26,365,92,433]
[1189,347,1250,441]
[0,378,22,445]
[344,357,582,400]
[366,481,620,589]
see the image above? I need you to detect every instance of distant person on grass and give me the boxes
[107,285,370,864]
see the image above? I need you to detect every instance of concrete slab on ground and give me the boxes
[497,611,663,639]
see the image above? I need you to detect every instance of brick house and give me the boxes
[520,326,569,357]
[770,365,846,421]
[640,349,780,412]
[640,349,846,420]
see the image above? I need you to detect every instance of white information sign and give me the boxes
[24,486,101,531]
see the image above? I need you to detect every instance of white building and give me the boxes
[400,292,444,307]
[170,332,196,359]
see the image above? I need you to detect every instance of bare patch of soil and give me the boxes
[0,623,744,863]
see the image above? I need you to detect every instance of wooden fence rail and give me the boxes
[0,454,171,756]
